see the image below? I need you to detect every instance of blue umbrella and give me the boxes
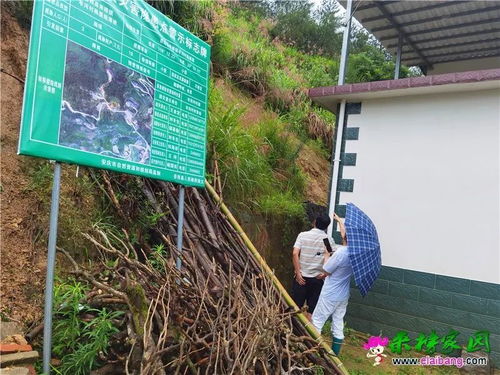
[345,203,381,297]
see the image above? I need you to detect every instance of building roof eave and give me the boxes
[309,68,500,113]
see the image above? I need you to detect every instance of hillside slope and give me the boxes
[1,8,42,323]
[214,78,330,205]
[1,8,102,323]
[0,0,342,322]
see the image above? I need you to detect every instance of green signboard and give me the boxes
[19,0,210,187]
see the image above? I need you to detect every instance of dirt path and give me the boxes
[1,8,45,324]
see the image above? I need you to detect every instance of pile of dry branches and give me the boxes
[63,174,342,374]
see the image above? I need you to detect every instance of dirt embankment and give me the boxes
[296,145,329,205]
[1,8,98,325]
[214,78,330,205]
[1,8,45,323]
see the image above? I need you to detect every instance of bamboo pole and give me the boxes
[205,181,350,375]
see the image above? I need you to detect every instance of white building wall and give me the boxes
[340,88,500,284]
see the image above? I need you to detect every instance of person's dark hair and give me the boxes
[314,214,331,230]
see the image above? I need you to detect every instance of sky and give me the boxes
[313,0,363,29]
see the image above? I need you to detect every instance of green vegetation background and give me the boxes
[9,0,413,220]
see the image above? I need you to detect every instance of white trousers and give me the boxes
[311,297,349,339]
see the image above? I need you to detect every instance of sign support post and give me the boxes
[175,186,185,270]
[42,162,62,375]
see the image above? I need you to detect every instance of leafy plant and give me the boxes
[148,243,168,270]
[146,212,166,226]
[52,279,89,356]
[49,279,123,375]
[58,309,122,375]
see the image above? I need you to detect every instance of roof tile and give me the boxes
[409,76,431,87]
[454,71,481,83]
[389,78,411,89]
[334,85,352,94]
[480,69,500,81]
[324,86,336,95]
[308,87,324,97]
[350,82,371,93]
[369,80,391,91]
[430,73,456,86]
[308,69,500,98]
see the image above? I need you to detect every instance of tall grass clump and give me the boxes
[207,85,273,206]
[47,278,123,375]
[259,191,305,217]
[211,6,337,149]
[254,118,306,193]
[207,83,306,217]
[148,0,214,39]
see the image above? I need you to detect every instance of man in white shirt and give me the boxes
[312,214,353,356]
[291,214,335,320]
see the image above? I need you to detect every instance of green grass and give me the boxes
[258,191,305,217]
[208,90,273,203]
[207,82,306,218]
[213,8,338,91]
[208,6,342,217]
[24,161,53,198]
[212,8,337,147]
[20,161,106,259]
[41,278,123,375]
[147,0,213,39]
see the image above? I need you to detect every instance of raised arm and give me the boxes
[333,213,347,245]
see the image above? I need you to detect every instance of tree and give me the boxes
[267,0,343,56]
[237,0,414,83]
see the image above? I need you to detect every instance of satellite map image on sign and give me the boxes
[59,41,154,164]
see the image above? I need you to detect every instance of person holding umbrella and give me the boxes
[312,203,381,356]
[311,213,352,356]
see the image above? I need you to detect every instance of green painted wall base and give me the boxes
[346,266,500,366]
